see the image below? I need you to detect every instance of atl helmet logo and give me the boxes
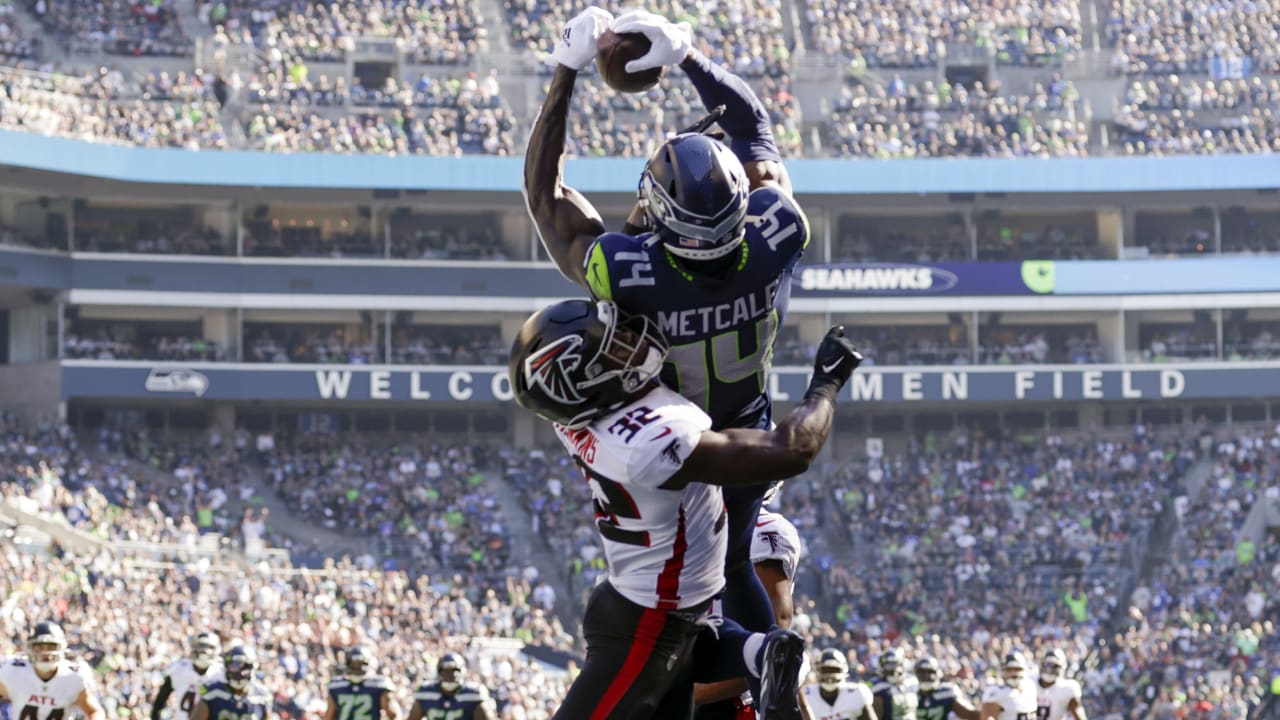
[524,334,586,405]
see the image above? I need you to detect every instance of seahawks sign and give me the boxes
[795,261,1053,296]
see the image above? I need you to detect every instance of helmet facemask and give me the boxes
[638,134,750,267]
[1040,652,1066,684]
[192,634,221,672]
[916,659,942,692]
[31,641,63,676]
[438,659,463,693]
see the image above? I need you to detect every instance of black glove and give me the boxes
[806,326,863,402]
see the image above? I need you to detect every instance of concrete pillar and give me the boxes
[1096,207,1123,258]
[500,316,526,346]
[1078,403,1104,430]
[1097,312,1124,363]
[513,410,536,448]
[203,311,234,358]
[213,403,236,435]
[8,306,51,363]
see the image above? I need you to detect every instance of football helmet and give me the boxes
[438,653,466,693]
[879,647,906,684]
[817,649,849,692]
[224,645,258,692]
[28,621,67,676]
[1040,649,1067,685]
[1002,651,1029,687]
[191,632,221,672]
[510,300,667,429]
[346,646,374,684]
[915,656,942,692]
[638,133,750,263]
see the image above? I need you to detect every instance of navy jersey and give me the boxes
[918,683,963,720]
[871,678,919,720]
[586,185,809,430]
[327,677,393,720]
[413,682,492,720]
[199,681,271,720]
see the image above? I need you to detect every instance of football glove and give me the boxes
[610,9,694,73]
[545,7,614,71]
[807,326,863,401]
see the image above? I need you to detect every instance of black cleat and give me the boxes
[757,628,805,720]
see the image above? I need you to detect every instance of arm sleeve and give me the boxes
[153,676,175,717]
[679,51,781,164]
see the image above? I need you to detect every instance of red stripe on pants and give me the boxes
[590,607,668,720]
[655,504,688,609]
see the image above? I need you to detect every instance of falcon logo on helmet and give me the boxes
[817,648,850,692]
[524,334,587,407]
[28,621,67,676]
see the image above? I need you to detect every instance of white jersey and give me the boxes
[982,682,1038,720]
[803,682,873,720]
[555,386,725,610]
[0,657,94,720]
[1036,678,1082,720]
[751,509,802,579]
[165,659,224,717]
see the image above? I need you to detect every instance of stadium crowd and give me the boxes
[2,409,1279,717]
[1105,0,1280,77]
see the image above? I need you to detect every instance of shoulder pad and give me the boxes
[746,187,808,258]
[585,232,655,301]
[8,657,27,667]
[328,679,350,690]
[201,684,232,702]
[935,685,957,700]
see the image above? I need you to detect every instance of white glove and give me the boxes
[610,9,694,73]
[545,6,614,71]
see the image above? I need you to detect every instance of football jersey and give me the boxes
[412,682,492,720]
[1035,678,1082,720]
[0,657,94,720]
[585,185,809,429]
[327,677,394,720]
[982,683,1038,720]
[750,509,802,579]
[917,683,964,720]
[871,677,919,720]
[554,385,727,610]
[198,681,271,720]
[803,681,872,720]
[164,659,224,718]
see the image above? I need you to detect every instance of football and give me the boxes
[596,30,664,93]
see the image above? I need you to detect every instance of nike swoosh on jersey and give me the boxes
[651,427,673,440]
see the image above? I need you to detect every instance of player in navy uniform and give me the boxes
[511,300,862,719]
[914,657,978,720]
[325,648,397,720]
[407,654,495,720]
[191,646,272,720]
[871,649,918,720]
[526,7,809,716]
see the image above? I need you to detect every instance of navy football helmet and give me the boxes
[346,646,374,683]
[879,647,906,684]
[510,300,667,428]
[437,653,466,693]
[915,656,942,692]
[224,645,258,692]
[639,133,750,263]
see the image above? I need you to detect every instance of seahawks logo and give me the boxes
[524,334,587,406]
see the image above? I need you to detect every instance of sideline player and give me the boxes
[1035,650,1085,720]
[915,657,978,720]
[801,649,875,720]
[871,648,918,720]
[190,646,272,720]
[407,654,495,720]
[151,632,224,720]
[980,653,1037,720]
[325,647,397,720]
[0,622,105,720]
[510,299,862,719]
[525,9,810,707]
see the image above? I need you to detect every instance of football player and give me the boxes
[915,657,978,720]
[190,646,271,720]
[510,300,862,720]
[871,648,918,720]
[526,8,810,710]
[980,653,1037,720]
[0,622,105,720]
[407,654,495,720]
[151,632,224,720]
[801,649,875,720]
[325,647,397,720]
[1035,650,1085,720]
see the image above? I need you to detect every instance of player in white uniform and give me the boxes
[802,649,875,720]
[981,653,1038,720]
[511,299,863,720]
[1035,651,1085,720]
[151,632,224,720]
[0,622,105,720]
